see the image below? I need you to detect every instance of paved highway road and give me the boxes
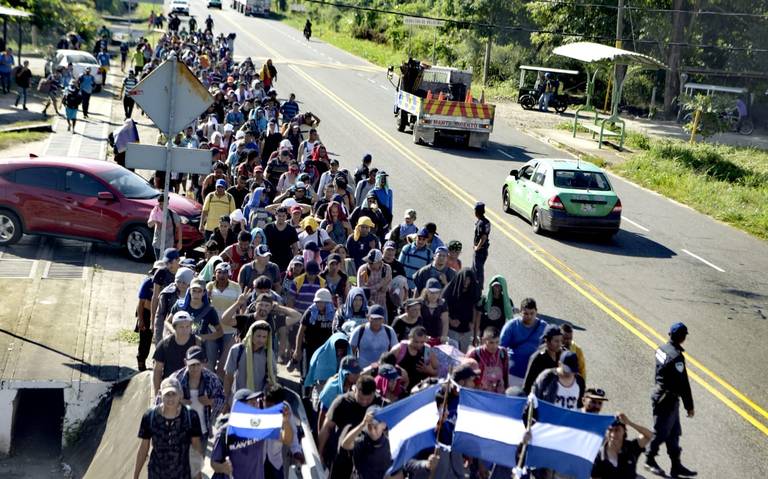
[183,1,768,474]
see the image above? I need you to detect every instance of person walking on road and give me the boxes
[645,322,697,478]
[41,70,63,118]
[62,80,83,132]
[134,377,204,479]
[120,41,129,72]
[472,201,490,287]
[0,48,14,94]
[13,60,31,110]
[122,69,138,118]
[78,67,95,118]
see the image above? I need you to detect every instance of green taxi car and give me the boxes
[501,158,622,236]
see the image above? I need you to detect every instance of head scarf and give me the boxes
[243,320,276,390]
[341,287,368,321]
[353,216,375,241]
[243,187,265,226]
[318,354,357,410]
[324,200,348,224]
[300,215,319,233]
[250,227,267,246]
[442,267,481,310]
[484,275,513,321]
[114,119,139,154]
[199,254,223,282]
[304,332,351,387]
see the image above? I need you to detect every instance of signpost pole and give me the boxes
[432,28,436,64]
[159,57,177,252]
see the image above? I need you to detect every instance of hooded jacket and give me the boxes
[303,332,351,387]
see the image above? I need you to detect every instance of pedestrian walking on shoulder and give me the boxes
[78,67,95,118]
[472,201,490,287]
[62,80,82,132]
[14,60,31,110]
[41,71,62,117]
[645,322,697,478]
[120,41,129,71]
[0,48,14,94]
[122,70,139,118]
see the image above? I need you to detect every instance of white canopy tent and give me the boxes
[552,41,667,149]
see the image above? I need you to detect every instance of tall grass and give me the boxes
[613,140,768,240]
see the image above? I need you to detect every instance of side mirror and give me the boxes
[509,169,518,178]
[98,191,116,201]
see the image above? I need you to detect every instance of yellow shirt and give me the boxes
[202,192,236,231]
[570,341,587,381]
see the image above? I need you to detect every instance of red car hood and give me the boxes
[133,193,202,217]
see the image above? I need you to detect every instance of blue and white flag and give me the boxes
[452,388,527,468]
[227,402,283,440]
[374,384,440,474]
[525,400,614,479]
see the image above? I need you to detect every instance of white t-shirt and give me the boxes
[208,282,241,334]
[189,388,207,435]
[554,379,580,410]
[299,229,331,249]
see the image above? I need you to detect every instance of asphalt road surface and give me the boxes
[180,1,768,475]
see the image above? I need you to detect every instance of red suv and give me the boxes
[0,157,204,261]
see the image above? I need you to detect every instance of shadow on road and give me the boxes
[558,229,677,259]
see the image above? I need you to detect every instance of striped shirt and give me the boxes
[279,100,300,122]
[123,76,138,94]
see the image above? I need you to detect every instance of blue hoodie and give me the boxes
[303,332,350,387]
[333,287,368,331]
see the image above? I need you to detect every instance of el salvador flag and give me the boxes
[452,388,528,468]
[525,400,615,479]
[227,402,283,440]
[374,384,440,475]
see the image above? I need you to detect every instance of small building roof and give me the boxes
[0,6,32,18]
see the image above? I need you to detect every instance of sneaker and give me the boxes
[644,456,665,476]
[671,464,697,478]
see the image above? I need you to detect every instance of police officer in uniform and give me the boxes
[645,322,697,478]
[472,202,491,287]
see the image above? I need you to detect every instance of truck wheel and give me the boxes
[396,110,407,132]
[520,95,536,110]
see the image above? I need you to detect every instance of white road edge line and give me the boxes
[379,84,388,91]
[622,217,650,232]
[681,249,726,273]
[497,149,516,160]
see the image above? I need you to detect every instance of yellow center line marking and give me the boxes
[221,13,768,436]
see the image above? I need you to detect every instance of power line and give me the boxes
[524,0,768,19]
[303,0,768,53]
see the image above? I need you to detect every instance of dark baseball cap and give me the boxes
[185,345,206,365]
[233,388,261,403]
[669,322,688,336]
[584,388,609,401]
[340,356,362,374]
[305,261,321,275]
[369,304,386,319]
[559,350,579,374]
[543,324,563,341]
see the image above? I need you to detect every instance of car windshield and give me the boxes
[96,167,159,199]
[553,169,611,191]
[66,54,98,65]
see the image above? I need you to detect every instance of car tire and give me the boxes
[531,206,544,235]
[124,225,153,262]
[0,209,23,246]
[502,187,513,214]
[520,95,536,110]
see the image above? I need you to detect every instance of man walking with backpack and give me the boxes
[14,60,31,110]
[349,305,397,368]
[134,377,204,479]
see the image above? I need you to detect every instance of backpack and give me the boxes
[37,77,51,93]
[355,325,396,352]
[395,340,430,364]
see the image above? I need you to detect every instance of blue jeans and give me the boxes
[204,333,235,371]
[0,72,10,93]
[15,87,27,107]
[539,92,553,111]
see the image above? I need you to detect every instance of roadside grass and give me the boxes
[116,328,140,344]
[102,0,160,19]
[612,140,768,240]
[281,14,402,68]
[0,131,49,151]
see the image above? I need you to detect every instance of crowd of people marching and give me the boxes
[130,17,698,479]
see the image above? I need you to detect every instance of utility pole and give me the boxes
[482,10,494,87]
[603,0,625,113]
[664,0,686,118]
